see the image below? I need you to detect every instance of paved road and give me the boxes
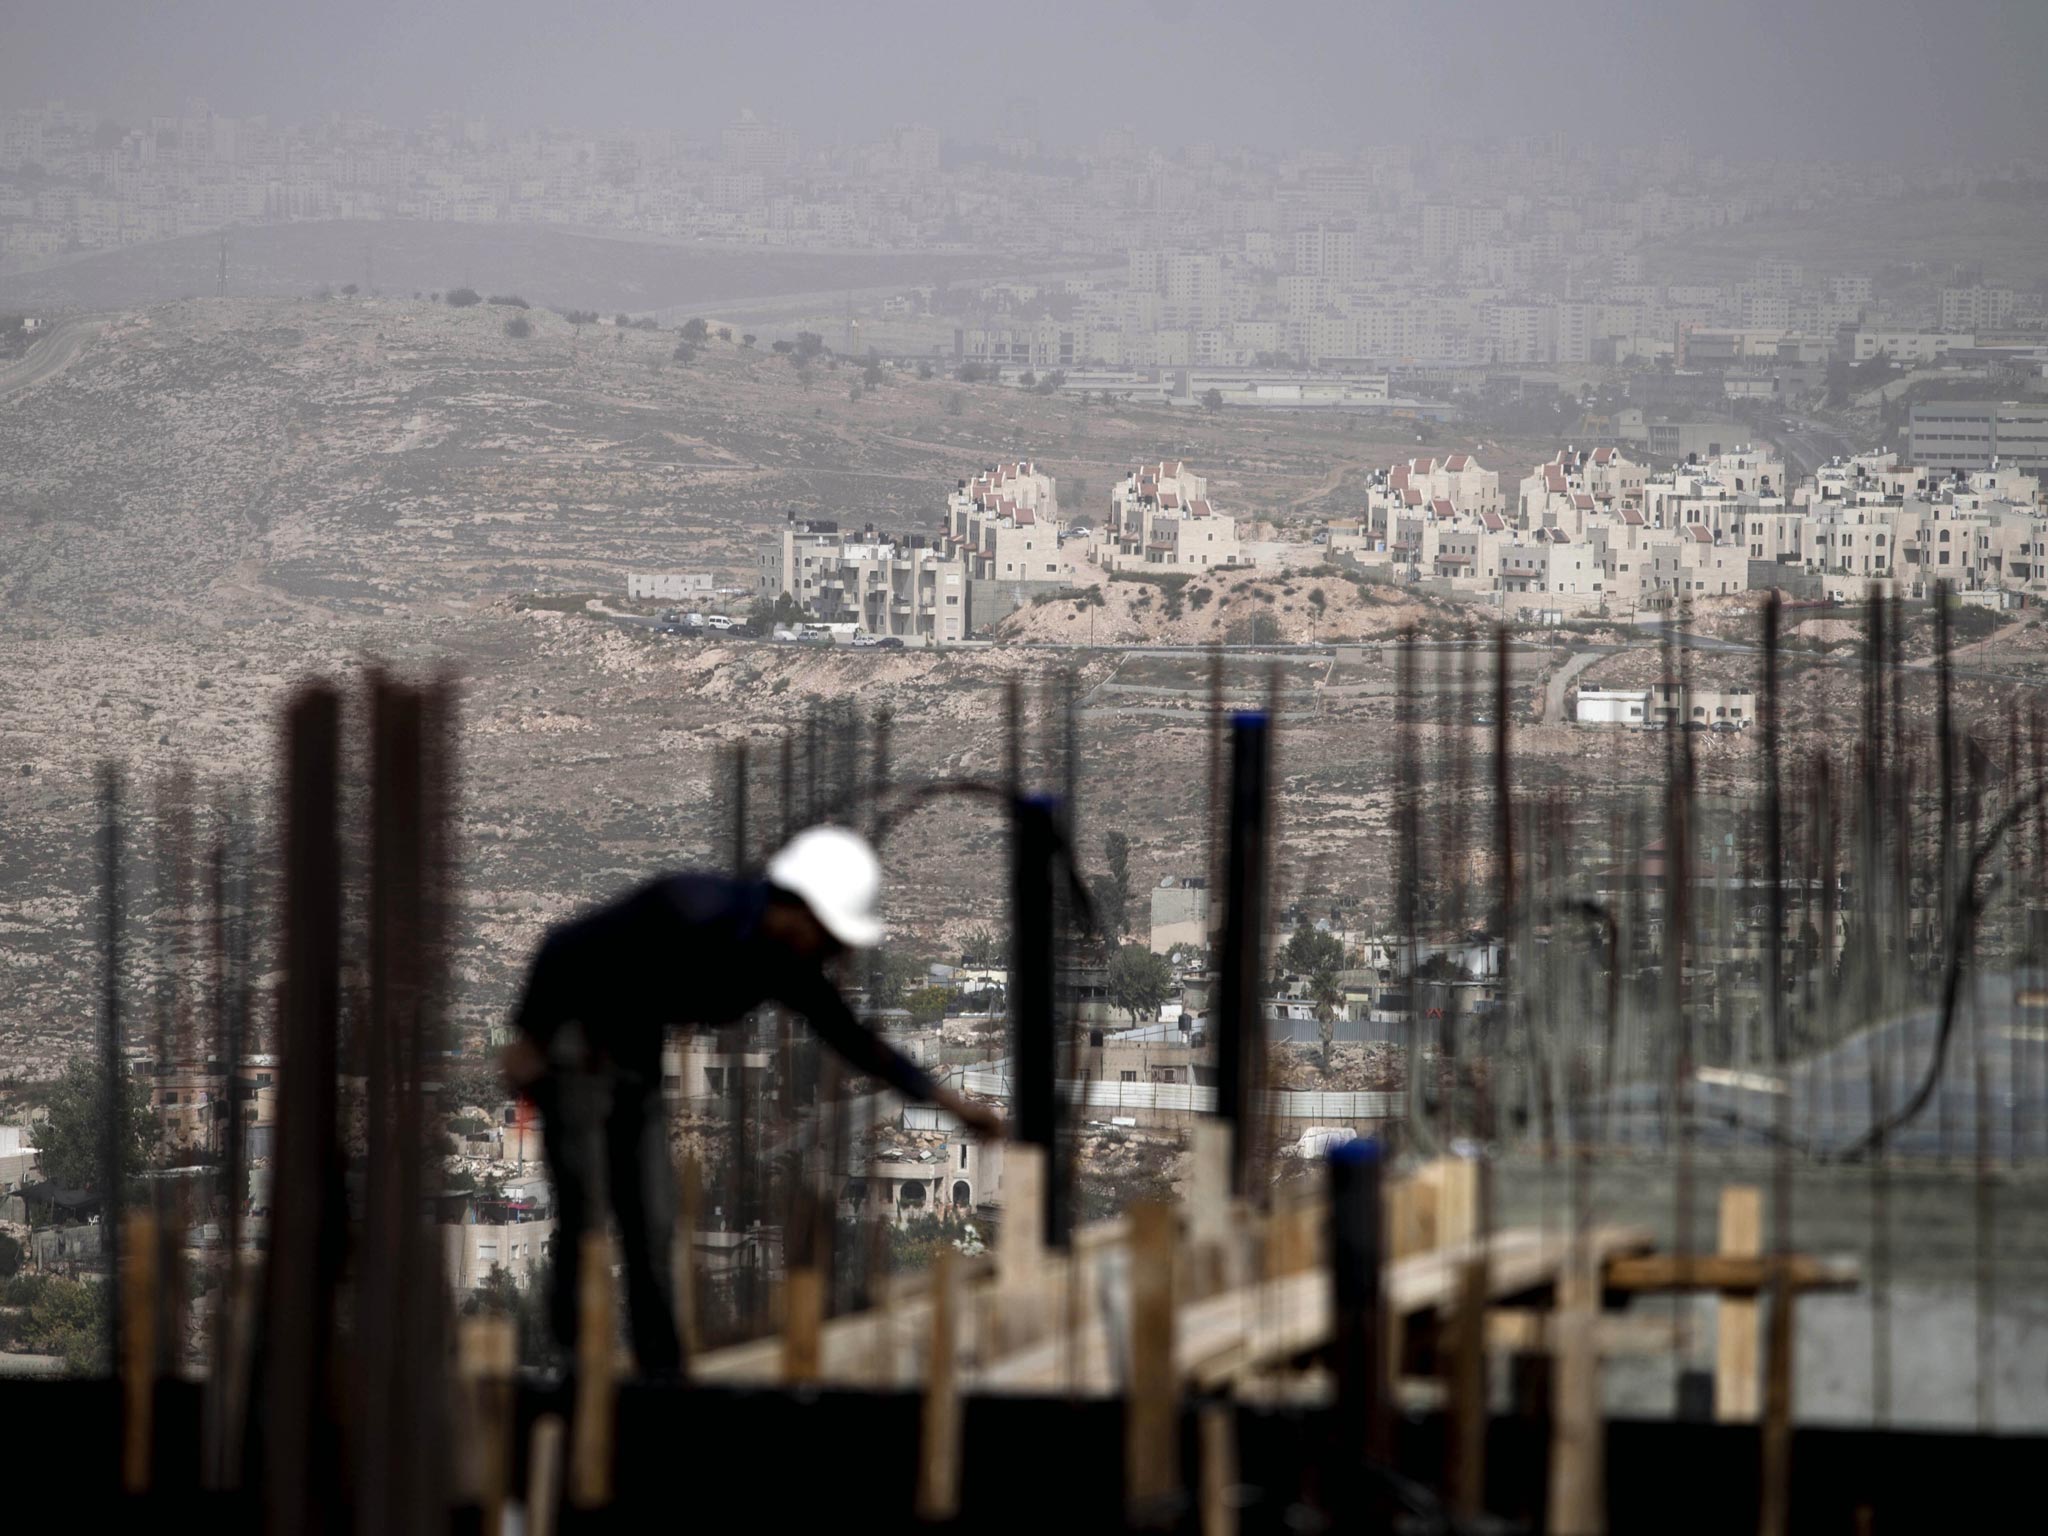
[0,316,102,397]
[1772,413,1859,482]
[1637,621,2039,687]
[1543,647,1617,724]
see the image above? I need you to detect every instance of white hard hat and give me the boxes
[766,825,885,949]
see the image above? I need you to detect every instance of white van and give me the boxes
[703,614,734,630]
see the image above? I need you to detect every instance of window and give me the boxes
[1120,1070,1137,1082]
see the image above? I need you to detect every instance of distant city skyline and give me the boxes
[5,0,2048,163]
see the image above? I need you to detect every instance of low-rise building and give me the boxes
[1105,461,1245,572]
[1149,877,1211,953]
[757,517,969,642]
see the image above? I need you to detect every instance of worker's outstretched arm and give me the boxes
[782,970,1003,1136]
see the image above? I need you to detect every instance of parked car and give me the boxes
[875,637,905,649]
[772,625,801,642]
[850,631,880,648]
[656,622,685,636]
[1710,719,1740,733]
[660,610,681,624]
[684,612,706,628]
[703,614,734,630]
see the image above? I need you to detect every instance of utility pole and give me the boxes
[217,232,227,299]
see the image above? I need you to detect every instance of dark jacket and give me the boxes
[512,873,938,1101]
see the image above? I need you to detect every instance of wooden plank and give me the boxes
[121,1208,158,1494]
[915,1247,963,1523]
[982,1223,1653,1396]
[1759,1279,1796,1536]
[1604,1253,1858,1294]
[569,1232,614,1509]
[1199,1401,1237,1536]
[458,1317,517,1536]
[1485,1309,1696,1356]
[1716,1185,1763,1423]
[1186,1121,1234,1299]
[994,1143,1048,1353]
[781,1267,823,1384]
[1126,1201,1180,1526]
[1447,1256,1488,1521]
[1436,1157,1479,1249]
[1546,1244,1605,1536]
[1385,1178,1415,1261]
[526,1414,565,1536]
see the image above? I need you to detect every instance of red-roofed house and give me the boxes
[1107,462,1243,571]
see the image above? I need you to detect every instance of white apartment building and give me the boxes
[1106,461,1245,572]
[758,518,970,642]
[1850,329,1974,364]
[1939,286,2016,333]
[944,461,1070,584]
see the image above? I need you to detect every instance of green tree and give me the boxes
[503,315,531,339]
[32,1054,153,1190]
[906,984,952,1025]
[1097,830,1132,937]
[1201,387,1224,412]
[465,1264,521,1317]
[1107,943,1172,1028]
[1413,951,1470,982]
[959,928,1001,967]
[679,317,710,345]
[1282,921,1345,985]
[0,1232,21,1279]
[1312,973,1345,1076]
[868,949,929,1010]
[445,287,481,308]
[793,331,826,362]
[21,1274,110,1374]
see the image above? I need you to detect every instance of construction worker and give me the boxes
[501,825,1001,1375]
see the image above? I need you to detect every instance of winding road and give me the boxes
[0,316,102,398]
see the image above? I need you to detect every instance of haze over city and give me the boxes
[4,2,2048,1530]
[6,0,2048,159]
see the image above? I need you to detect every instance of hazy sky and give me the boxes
[5,0,2046,163]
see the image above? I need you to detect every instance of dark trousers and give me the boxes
[536,1064,682,1376]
